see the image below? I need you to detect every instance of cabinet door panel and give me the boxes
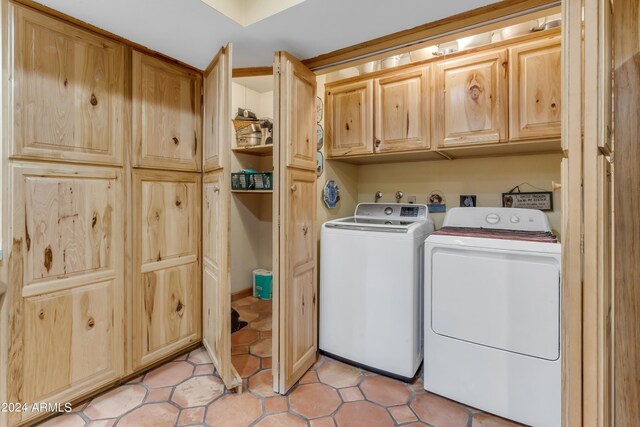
[375,68,430,152]
[326,80,373,156]
[286,65,317,169]
[7,164,124,426]
[510,37,561,141]
[11,4,125,165]
[203,48,230,171]
[140,179,198,264]
[133,169,201,369]
[435,49,508,146]
[133,51,202,171]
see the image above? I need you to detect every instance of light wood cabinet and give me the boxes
[203,48,230,172]
[509,36,561,141]
[7,164,123,426]
[132,170,201,369]
[284,60,317,170]
[325,80,373,157]
[132,51,202,171]
[434,49,508,147]
[10,4,126,166]
[374,68,430,152]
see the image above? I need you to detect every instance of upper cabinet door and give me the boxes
[203,46,230,172]
[325,80,374,157]
[274,51,318,394]
[10,4,126,166]
[374,67,430,152]
[509,36,561,141]
[132,51,202,171]
[434,49,508,147]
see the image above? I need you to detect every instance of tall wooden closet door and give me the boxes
[201,44,241,390]
[274,51,318,393]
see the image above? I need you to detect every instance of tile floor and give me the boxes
[40,296,523,427]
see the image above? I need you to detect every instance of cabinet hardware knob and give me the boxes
[173,137,180,145]
[551,181,562,191]
[375,138,381,148]
[213,186,220,192]
[90,94,98,106]
[290,184,298,192]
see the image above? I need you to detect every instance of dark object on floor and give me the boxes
[231,308,248,333]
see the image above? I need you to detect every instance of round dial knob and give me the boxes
[486,213,500,224]
[384,207,393,215]
[510,215,520,224]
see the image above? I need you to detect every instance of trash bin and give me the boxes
[253,269,273,300]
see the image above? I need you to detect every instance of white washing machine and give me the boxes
[424,207,561,427]
[320,203,434,381]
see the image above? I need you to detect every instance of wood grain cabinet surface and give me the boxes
[509,36,562,141]
[374,68,430,152]
[7,164,124,426]
[434,49,508,147]
[132,51,202,172]
[132,169,201,369]
[325,80,373,157]
[10,4,126,165]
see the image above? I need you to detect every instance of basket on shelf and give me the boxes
[233,120,262,147]
[231,171,273,190]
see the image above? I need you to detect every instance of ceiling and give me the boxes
[34,0,497,70]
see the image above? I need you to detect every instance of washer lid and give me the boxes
[324,217,417,233]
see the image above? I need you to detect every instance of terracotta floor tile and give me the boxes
[401,423,430,427]
[145,387,172,403]
[117,402,179,427]
[388,405,418,424]
[311,355,326,370]
[254,413,307,427]
[232,328,260,346]
[317,359,363,388]
[205,393,263,427]
[289,383,341,419]
[360,375,410,406]
[194,363,215,376]
[265,396,288,414]
[178,407,206,425]
[232,354,261,378]
[84,384,146,420]
[262,357,273,369]
[173,352,189,361]
[249,369,277,397]
[126,375,144,384]
[38,414,85,427]
[234,296,260,307]
[248,299,273,314]
[334,401,394,427]
[261,330,273,338]
[143,361,194,388]
[250,315,273,331]
[309,417,337,427]
[188,347,213,365]
[250,337,273,357]
[236,307,260,322]
[472,413,524,426]
[338,386,364,402]
[71,401,89,412]
[171,375,225,407]
[299,371,319,384]
[87,420,116,427]
[410,393,470,427]
[233,345,250,355]
[408,377,426,394]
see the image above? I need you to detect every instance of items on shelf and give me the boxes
[231,169,273,190]
[233,108,273,147]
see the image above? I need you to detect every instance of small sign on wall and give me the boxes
[502,192,553,211]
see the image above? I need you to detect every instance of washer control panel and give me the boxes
[355,203,428,220]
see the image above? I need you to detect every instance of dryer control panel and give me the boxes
[443,207,552,232]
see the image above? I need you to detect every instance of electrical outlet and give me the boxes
[408,195,417,204]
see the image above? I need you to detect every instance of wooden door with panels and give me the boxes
[132,169,201,370]
[201,44,242,390]
[132,51,202,171]
[273,51,318,393]
[434,49,508,147]
[374,67,430,152]
[9,3,126,166]
[509,35,562,141]
[325,79,373,157]
[6,163,124,426]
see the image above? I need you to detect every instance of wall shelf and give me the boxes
[232,145,273,156]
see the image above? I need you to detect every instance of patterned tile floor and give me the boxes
[40,296,523,427]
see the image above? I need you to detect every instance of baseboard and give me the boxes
[231,288,253,302]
